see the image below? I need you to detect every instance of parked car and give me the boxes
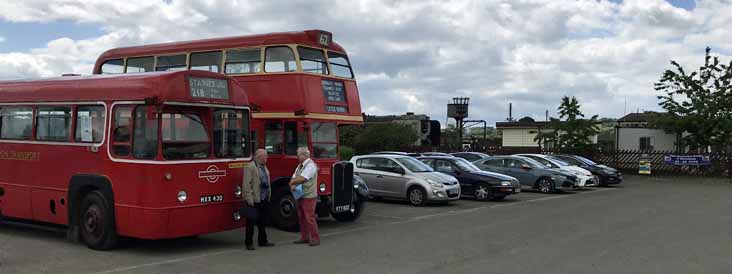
[550,155,623,186]
[473,156,578,193]
[516,154,596,187]
[420,152,453,157]
[418,156,520,201]
[351,154,461,206]
[451,152,491,162]
[371,151,423,157]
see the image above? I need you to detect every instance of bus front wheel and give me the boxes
[79,190,117,250]
[270,187,299,232]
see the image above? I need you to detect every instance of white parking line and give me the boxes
[85,187,616,274]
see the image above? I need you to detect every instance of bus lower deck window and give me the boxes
[75,106,105,143]
[0,107,33,140]
[36,106,72,142]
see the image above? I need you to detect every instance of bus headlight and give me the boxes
[319,183,326,193]
[233,211,241,221]
[234,185,242,198]
[177,190,188,204]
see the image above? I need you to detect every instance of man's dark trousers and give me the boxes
[245,201,269,246]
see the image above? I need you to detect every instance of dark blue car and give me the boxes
[418,156,520,201]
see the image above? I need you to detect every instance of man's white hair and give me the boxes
[296,147,310,157]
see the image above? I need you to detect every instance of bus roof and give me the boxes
[0,70,249,105]
[95,30,345,65]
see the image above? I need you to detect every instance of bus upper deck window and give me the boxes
[298,47,328,75]
[156,55,187,72]
[125,57,154,73]
[101,59,124,74]
[328,52,354,78]
[264,46,296,73]
[225,48,261,74]
[190,51,222,73]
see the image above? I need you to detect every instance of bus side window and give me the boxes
[225,48,261,74]
[125,57,154,73]
[156,55,187,72]
[264,46,296,73]
[75,106,105,143]
[0,106,33,140]
[101,59,124,74]
[285,121,298,155]
[264,121,283,155]
[36,106,72,142]
[133,106,159,160]
[112,106,133,157]
[190,51,222,73]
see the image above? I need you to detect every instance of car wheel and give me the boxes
[473,183,491,201]
[79,190,117,250]
[407,187,427,206]
[536,177,555,194]
[270,187,299,232]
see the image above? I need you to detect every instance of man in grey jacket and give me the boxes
[242,149,274,250]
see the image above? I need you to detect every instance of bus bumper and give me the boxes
[116,202,245,240]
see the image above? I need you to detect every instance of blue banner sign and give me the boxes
[663,155,711,166]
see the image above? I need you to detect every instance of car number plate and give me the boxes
[200,194,224,204]
[334,204,351,213]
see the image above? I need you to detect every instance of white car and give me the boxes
[516,154,596,187]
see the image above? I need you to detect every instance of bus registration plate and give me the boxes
[200,194,224,204]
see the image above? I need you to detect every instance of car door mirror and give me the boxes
[521,164,532,170]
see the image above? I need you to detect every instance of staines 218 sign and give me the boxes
[663,155,711,166]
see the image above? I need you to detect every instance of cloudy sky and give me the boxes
[0,0,727,127]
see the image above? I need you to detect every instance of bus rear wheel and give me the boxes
[79,190,117,250]
[270,187,299,232]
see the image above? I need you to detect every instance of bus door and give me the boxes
[263,120,307,180]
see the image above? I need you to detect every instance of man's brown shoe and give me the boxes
[293,239,309,244]
[309,240,320,246]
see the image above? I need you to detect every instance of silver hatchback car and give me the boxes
[351,154,461,206]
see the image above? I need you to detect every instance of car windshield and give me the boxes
[576,156,597,165]
[395,157,433,173]
[546,156,570,166]
[521,157,547,169]
[454,158,481,172]
[527,156,560,168]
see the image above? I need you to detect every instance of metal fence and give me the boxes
[422,145,731,177]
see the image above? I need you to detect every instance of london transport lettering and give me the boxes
[188,77,229,99]
[0,150,40,161]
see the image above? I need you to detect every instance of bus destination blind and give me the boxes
[189,77,229,100]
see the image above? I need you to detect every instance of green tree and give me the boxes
[536,96,600,151]
[654,47,732,153]
[351,123,420,154]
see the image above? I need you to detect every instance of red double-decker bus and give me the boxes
[93,30,367,230]
[0,70,252,249]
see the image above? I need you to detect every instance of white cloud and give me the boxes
[0,0,730,125]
